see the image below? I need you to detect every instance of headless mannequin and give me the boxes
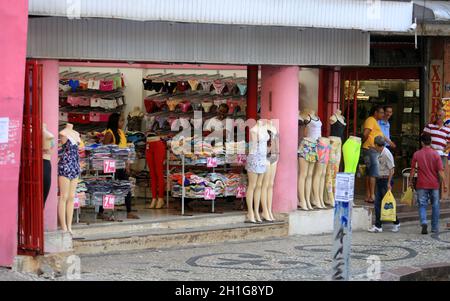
[329,109,346,126]
[312,137,330,209]
[325,136,342,207]
[147,135,166,209]
[43,123,55,205]
[261,121,279,222]
[298,109,320,210]
[246,120,268,223]
[58,123,81,234]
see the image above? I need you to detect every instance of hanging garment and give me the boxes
[213,80,226,95]
[177,81,189,92]
[225,81,236,95]
[237,84,247,96]
[43,159,51,205]
[127,115,144,132]
[200,80,213,92]
[165,81,177,94]
[143,79,153,91]
[188,80,200,91]
[151,81,165,93]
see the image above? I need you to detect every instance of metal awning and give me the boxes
[28,0,414,32]
[414,0,450,22]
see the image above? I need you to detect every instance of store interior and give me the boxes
[55,64,320,226]
[343,78,421,196]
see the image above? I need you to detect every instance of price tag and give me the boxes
[73,197,80,209]
[207,157,218,168]
[103,194,115,210]
[204,187,216,200]
[103,160,116,173]
[236,185,246,198]
[237,154,247,165]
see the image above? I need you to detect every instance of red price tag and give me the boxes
[204,187,216,200]
[207,157,218,168]
[237,154,247,165]
[237,185,246,198]
[103,194,115,210]
[103,160,116,173]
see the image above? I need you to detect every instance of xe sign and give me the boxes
[430,60,443,114]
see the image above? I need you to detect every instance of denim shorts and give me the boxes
[363,148,379,177]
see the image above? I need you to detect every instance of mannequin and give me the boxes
[312,137,330,209]
[330,109,346,141]
[343,136,362,174]
[245,120,269,223]
[127,106,144,132]
[58,123,81,234]
[297,109,321,210]
[261,120,279,222]
[325,136,342,207]
[146,134,167,209]
[43,123,55,205]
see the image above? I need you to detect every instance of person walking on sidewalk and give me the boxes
[409,133,447,234]
[368,136,400,233]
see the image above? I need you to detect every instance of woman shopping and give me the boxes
[98,113,140,220]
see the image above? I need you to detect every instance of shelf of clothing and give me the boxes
[166,148,247,216]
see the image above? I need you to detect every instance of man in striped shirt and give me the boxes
[423,109,450,199]
[423,109,450,166]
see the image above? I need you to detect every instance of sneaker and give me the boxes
[421,224,428,235]
[368,225,383,233]
[392,224,400,233]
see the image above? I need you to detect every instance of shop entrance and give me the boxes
[341,68,422,195]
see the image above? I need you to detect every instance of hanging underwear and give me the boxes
[167,99,181,111]
[202,102,214,113]
[155,116,168,130]
[142,79,153,91]
[79,80,88,90]
[237,84,247,96]
[177,81,189,92]
[151,81,165,93]
[225,81,236,94]
[191,102,202,111]
[213,80,226,95]
[69,79,80,92]
[200,80,213,92]
[165,82,177,94]
[179,101,192,113]
[188,80,200,91]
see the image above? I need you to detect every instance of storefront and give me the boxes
[0,0,414,267]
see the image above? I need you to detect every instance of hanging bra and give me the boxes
[188,80,200,91]
[237,84,247,96]
[213,80,226,95]
[179,101,192,113]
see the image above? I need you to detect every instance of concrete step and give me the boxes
[397,209,450,223]
[73,221,289,255]
[72,212,250,237]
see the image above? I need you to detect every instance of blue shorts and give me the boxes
[363,148,379,178]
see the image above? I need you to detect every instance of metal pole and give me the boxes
[166,148,170,208]
[182,155,185,216]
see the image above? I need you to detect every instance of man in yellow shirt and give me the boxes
[362,105,385,203]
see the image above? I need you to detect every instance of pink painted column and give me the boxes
[261,66,299,213]
[0,0,28,267]
[40,60,60,232]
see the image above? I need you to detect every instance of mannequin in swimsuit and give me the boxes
[58,123,81,234]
